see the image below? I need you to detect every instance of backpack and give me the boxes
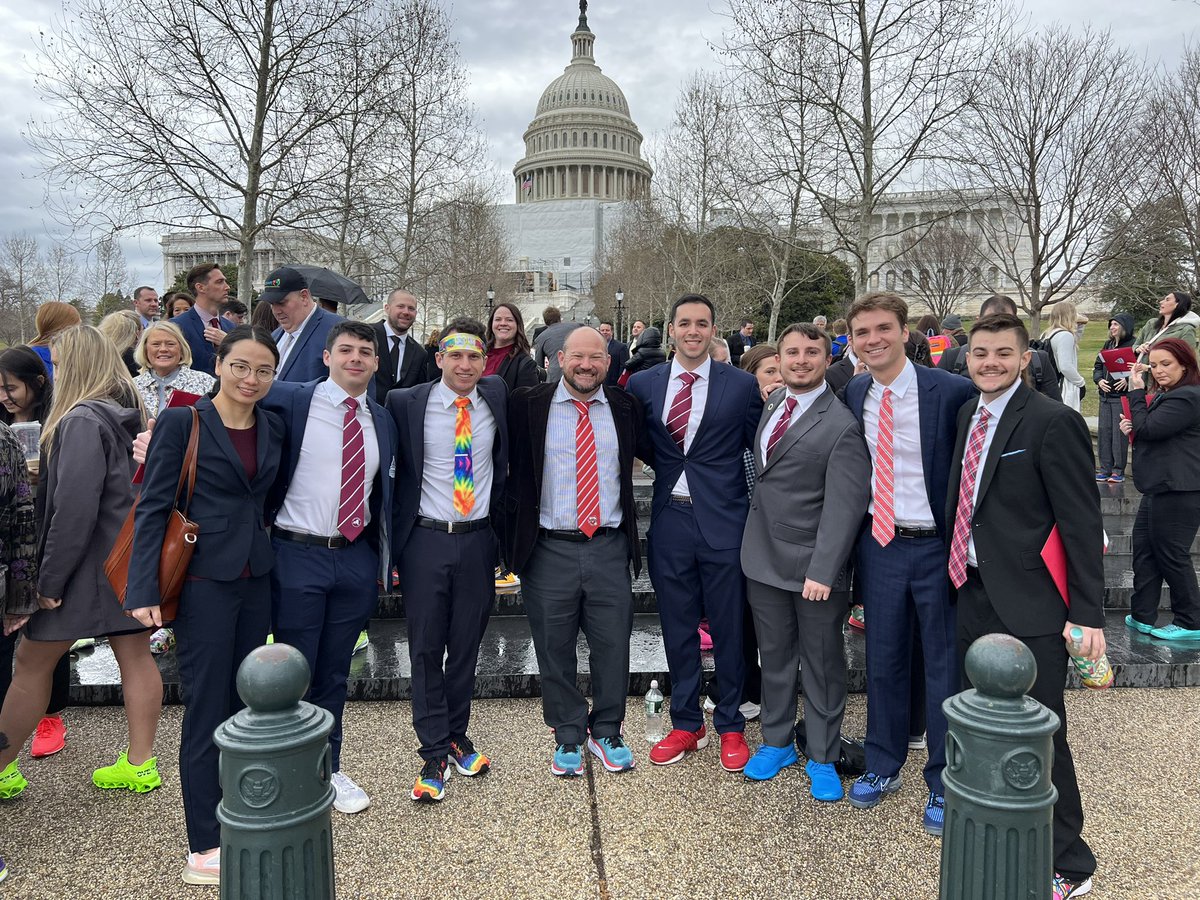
[1029,331,1065,388]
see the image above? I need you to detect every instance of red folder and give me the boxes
[1100,347,1136,375]
[132,390,202,484]
[1041,525,1110,610]
[1120,396,1133,445]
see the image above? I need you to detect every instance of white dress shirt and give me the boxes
[964,378,1021,566]
[862,359,935,527]
[759,383,828,468]
[383,322,408,380]
[663,356,711,498]
[419,380,496,521]
[540,381,622,530]
[274,380,380,536]
[277,304,319,368]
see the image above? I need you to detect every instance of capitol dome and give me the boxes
[512,5,653,204]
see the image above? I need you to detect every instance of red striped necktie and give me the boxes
[871,388,896,547]
[666,371,698,451]
[948,407,991,588]
[572,400,600,537]
[337,397,366,541]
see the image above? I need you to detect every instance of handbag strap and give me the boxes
[172,407,200,514]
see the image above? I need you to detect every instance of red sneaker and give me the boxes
[31,715,66,758]
[649,726,708,765]
[720,732,750,772]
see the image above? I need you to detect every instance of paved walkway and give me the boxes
[1,689,1197,899]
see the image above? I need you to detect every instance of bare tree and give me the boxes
[600,198,678,333]
[30,0,376,302]
[1142,41,1200,291]
[0,234,43,343]
[42,242,83,309]
[959,26,1148,332]
[897,221,985,319]
[87,235,129,319]
[724,0,1000,294]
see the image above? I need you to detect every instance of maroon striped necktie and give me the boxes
[765,396,797,462]
[572,400,600,537]
[666,371,698,450]
[337,397,366,541]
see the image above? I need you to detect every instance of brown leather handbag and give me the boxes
[106,407,200,622]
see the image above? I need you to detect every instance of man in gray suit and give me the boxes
[740,322,872,801]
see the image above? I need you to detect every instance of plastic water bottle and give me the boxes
[644,680,665,744]
[1067,627,1114,690]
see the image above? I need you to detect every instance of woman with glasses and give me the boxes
[124,326,285,887]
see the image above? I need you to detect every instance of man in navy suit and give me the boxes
[628,294,763,773]
[598,320,628,386]
[263,266,345,383]
[260,320,397,817]
[842,291,976,835]
[176,263,235,375]
[386,317,508,803]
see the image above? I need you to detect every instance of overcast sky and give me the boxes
[0,0,1195,289]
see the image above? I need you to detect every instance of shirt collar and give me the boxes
[383,321,407,341]
[872,358,916,398]
[553,380,609,405]
[787,382,828,404]
[975,378,1021,420]
[319,377,368,409]
[435,378,481,410]
[194,304,217,326]
[670,356,711,382]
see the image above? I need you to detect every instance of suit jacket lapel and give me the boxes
[974,385,1028,510]
[399,336,421,384]
[689,363,726,449]
[408,384,429,476]
[915,367,938,503]
[530,389,552,497]
[761,389,828,475]
[200,400,251,491]
[252,405,273,486]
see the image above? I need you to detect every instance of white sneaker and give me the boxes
[738,701,761,721]
[331,770,370,814]
[182,848,220,885]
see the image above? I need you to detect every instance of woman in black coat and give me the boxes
[1121,337,1200,642]
[484,302,540,392]
[622,325,666,376]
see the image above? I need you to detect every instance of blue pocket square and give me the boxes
[1000,449,1026,458]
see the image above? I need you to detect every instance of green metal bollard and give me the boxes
[216,643,336,900]
[939,634,1060,900]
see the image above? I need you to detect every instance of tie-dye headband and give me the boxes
[439,333,485,356]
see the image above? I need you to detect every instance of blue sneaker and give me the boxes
[923,790,946,835]
[1107,473,1125,484]
[1125,615,1154,635]
[805,760,843,802]
[1095,471,1110,482]
[587,735,635,773]
[744,743,798,781]
[1150,622,1200,641]
[0,853,7,884]
[848,772,902,809]
[551,743,584,777]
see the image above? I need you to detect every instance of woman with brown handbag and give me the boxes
[0,325,162,799]
[124,325,285,887]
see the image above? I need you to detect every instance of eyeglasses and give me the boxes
[226,362,276,383]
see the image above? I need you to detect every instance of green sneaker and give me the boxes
[92,749,161,793]
[0,760,27,799]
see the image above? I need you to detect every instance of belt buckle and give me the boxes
[327,535,341,549]
[447,520,462,534]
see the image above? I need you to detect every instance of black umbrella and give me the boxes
[289,265,370,307]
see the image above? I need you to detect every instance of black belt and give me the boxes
[415,516,490,534]
[895,525,939,539]
[274,527,359,549]
[539,527,620,542]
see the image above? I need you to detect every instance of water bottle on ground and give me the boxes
[644,680,665,744]
[1067,626,1113,689]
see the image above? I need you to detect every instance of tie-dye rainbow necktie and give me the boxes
[453,396,475,516]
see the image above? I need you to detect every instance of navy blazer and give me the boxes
[385,376,509,560]
[843,363,977,539]
[260,379,398,561]
[176,309,234,376]
[273,307,345,383]
[627,361,762,551]
[126,397,285,609]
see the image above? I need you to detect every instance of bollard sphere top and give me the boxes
[236,644,312,712]
[965,633,1037,698]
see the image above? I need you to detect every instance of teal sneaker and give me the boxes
[587,735,635,772]
[1150,623,1200,641]
[550,743,584,777]
[1125,615,1154,635]
[744,743,798,781]
[0,760,27,799]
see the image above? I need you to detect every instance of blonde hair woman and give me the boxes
[98,309,144,377]
[1044,301,1086,413]
[133,321,215,418]
[0,325,162,801]
[30,301,82,380]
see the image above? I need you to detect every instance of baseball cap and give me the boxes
[260,266,308,305]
